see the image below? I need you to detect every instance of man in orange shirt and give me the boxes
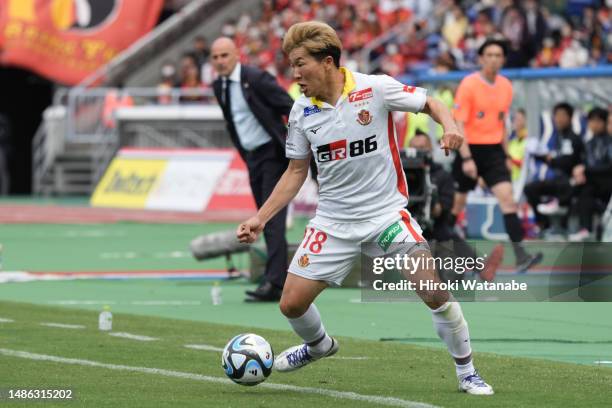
[452,39,541,272]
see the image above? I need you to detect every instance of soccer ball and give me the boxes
[221,333,274,386]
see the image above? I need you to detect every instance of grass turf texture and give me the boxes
[1,301,611,407]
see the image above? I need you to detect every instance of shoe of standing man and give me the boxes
[245,281,282,302]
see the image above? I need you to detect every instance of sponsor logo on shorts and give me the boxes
[348,87,373,102]
[377,221,403,251]
[297,254,310,267]
[303,105,321,117]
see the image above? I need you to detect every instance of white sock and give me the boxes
[287,304,332,357]
[431,301,472,360]
[455,360,475,379]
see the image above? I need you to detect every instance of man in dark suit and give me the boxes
[210,37,293,302]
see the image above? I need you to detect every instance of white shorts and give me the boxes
[288,209,426,287]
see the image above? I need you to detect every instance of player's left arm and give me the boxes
[380,75,462,155]
[421,96,463,155]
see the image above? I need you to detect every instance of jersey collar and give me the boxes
[310,67,356,108]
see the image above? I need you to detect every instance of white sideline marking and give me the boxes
[0,348,440,408]
[184,344,223,352]
[0,317,14,323]
[40,322,85,329]
[109,332,158,342]
[595,361,612,364]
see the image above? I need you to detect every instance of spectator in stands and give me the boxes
[524,103,583,234]
[559,37,589,68]
[192,36,210,68]
[157,61,177,104]
[569,107,612,241]
[441,4,468,49]
[210,36,293,302]
[501,6,530,67]
[534,37,562,67]
[102,84,134,128]
[178,53,207,103]
[507,108,528,181]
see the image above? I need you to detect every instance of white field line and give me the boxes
[184,344,223,352]
[0,348,440,408]
[594,361,612,364]
[40,322,85,329]
[109,332,158,342]
[0,317,14,323]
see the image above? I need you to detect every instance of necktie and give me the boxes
[222,77,231,108]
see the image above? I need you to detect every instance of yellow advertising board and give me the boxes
[91,157,167,209]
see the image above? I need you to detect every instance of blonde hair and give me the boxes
[282,21,342,67]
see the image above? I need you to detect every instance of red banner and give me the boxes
[0,0,163,84]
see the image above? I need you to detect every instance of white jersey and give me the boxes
[286,68,427,222]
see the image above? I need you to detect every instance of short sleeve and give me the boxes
[380,75,427,113]
[285,108,310,159]
[453,78,472,123]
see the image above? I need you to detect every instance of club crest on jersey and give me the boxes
[298,254,310,267]
[403,85,416,93]
[348,87,373,103]
[303,105,321,117]
[356,109,373,126]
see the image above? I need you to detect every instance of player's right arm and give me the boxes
[237,106,311,244]
[237,157,310,244]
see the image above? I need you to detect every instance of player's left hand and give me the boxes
[440,130,463,156]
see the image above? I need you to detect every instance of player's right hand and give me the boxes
[462,159,478,180]
[237,216,265,244]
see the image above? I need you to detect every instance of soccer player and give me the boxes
[451,38,541,272]
[237,21,494,395]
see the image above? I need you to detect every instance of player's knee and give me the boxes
[279,298,308,318]
[418,289,449,307]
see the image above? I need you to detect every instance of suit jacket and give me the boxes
[213,65,294,161]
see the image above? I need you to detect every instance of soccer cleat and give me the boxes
[516,251,543,273]
[274,338,339,372]
[459,371,495,395]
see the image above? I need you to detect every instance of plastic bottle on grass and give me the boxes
[99,305,112,331]
[211,281,222,306]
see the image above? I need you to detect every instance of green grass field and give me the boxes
[1,200,611,407]
[2,301,612,408]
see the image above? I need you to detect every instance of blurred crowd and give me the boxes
[148,0,612,241]
[157,0,611,95]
